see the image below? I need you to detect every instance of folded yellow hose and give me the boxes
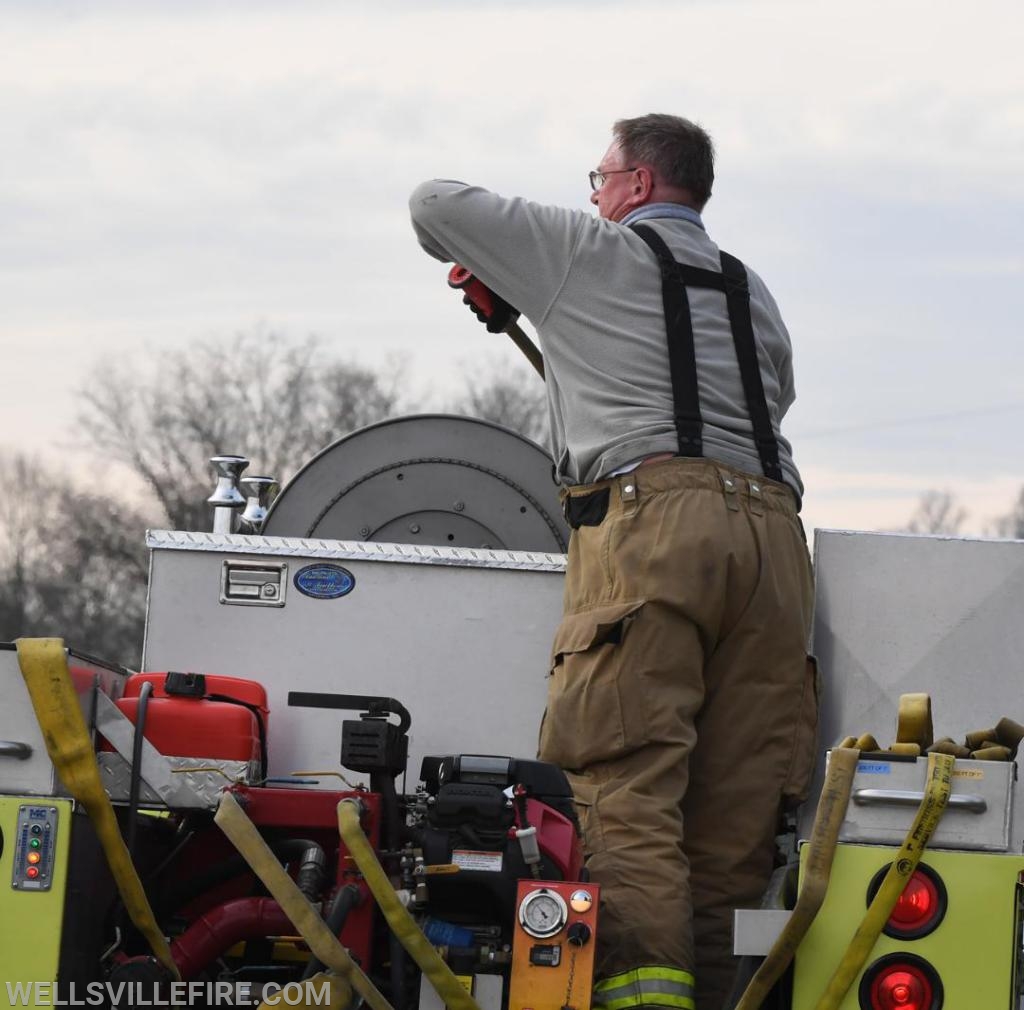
[337,799,483,1010]
[15,638,180,980]
[733,747,861,1010]
[257,972,351,1010]
[215,792,392,1010]
[811,750,954,1010]
[895,693,933,750]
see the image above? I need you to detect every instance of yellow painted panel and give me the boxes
[0,797,72,1001]
[792,843,1024,1008]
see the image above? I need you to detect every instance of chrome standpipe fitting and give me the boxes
[208,455,249,533]
[239,475,279,534]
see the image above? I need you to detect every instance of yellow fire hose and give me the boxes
[337,798,484,1010]
[735,691,961,1010]
[15,638,181,980]
[280,973,353,1010]
[732,747,861,1010]
[214,791,392,1010]
[809,750,953,1010]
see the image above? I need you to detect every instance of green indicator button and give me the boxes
[29,838,41,849]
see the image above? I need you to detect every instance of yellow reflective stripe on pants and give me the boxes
[594,967,696,1010]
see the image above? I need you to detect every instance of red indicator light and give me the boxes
[859,953,942,1010]
[890,873,939,930]
[867,863,947,940]
[26,866,39,879]
[27,852,41,865]
[867,965,932,1009]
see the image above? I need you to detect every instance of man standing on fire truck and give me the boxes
[409,114,816,1010]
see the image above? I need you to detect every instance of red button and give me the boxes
[26,866,39,879]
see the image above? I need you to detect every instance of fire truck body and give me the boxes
[2,415,1024,1008]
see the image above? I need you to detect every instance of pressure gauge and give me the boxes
[518,887,569,939]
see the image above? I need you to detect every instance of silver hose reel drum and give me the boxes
[262,414,569,553]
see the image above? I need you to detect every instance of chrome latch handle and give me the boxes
[852,788,987,813]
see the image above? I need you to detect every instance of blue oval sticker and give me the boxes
[294,564,355,600]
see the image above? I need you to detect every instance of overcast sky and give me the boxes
[2,0,1022,540]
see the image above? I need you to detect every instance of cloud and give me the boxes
[1,0,1022,535]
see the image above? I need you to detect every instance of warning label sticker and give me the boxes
[452,849,503,873]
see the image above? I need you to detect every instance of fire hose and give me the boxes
[213,791,388,1010]
[734,693,957,1010]
[732,747,860,1010]
[15,638,181,981]
[337,798,484,1010]
[810,750,953,1010]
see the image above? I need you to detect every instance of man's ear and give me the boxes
[633,167,654,200]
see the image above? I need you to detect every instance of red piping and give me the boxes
[171,897,295,980]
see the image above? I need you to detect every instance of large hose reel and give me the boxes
[262,415,568,553]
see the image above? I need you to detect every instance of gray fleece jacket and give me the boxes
[410,180,802,496]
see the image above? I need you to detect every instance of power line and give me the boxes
[794,400,1024,440]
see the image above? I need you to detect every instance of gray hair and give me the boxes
[613,114,715,209]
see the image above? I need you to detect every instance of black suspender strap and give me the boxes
[630,223,786,485]
[629,224,703,457]
[718,252,785,483]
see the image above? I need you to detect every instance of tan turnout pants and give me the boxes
[538,457,816,1010]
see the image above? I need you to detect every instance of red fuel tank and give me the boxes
[103,672,269,763]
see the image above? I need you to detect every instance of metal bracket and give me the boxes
[94,694,192,806]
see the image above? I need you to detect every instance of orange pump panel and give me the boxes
[509,879,600,1010]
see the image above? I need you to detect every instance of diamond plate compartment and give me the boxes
[98,753,257,809]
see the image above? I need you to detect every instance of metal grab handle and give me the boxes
[852,788,987,814]
[0,740,33,760]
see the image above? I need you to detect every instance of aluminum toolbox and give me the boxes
[0,643,128,797]
[837,753,1015,851]
[142,531,566,783]
[802,529,1024,851]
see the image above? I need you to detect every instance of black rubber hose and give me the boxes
[389,930,407,1010]
[206,693,269,781]
[127,681,154,861]
[300,883,363,981]
[161,838,324,914]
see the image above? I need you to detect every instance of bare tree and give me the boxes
[450,362,549,444]
[0,454,65,635]
[75,329,407,530]
[989,487,1024,539]
[902,489,969,535]
[0,453,150,665]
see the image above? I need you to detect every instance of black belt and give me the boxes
[563,474,801,530]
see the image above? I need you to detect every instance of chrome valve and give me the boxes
[239,475,279,534]
[207,455,249,533]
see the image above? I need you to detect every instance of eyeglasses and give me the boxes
[588,167,637,192]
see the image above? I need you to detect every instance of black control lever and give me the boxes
[288,691,412,735]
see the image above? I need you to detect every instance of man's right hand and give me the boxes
[447,265,521,334]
